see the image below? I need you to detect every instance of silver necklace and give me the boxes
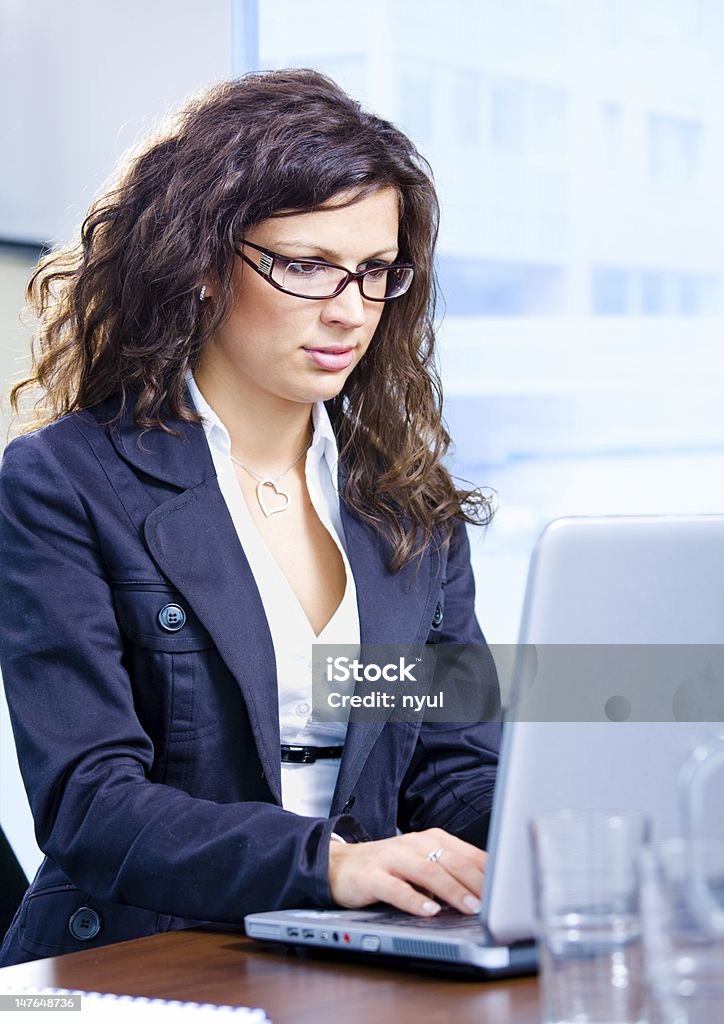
[230,440,310,517]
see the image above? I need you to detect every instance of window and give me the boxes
[452,67,483,147]
[648,113,702,185]
[489,79,567,164]
[398,63,435,149]
[592,267,631,316]
[601,101,623,170]
[251,0,724,640]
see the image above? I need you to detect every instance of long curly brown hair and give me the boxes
[12,68,491,569]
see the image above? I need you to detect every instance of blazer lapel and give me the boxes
[330,501,435,814]
[110,405,283,803]
[144,481,282,802]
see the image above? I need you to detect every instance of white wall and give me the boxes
[0,0,234,245]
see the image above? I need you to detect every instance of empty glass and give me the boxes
[641,734,724,1023]
[529,809,650,1024]
[641,838,724,1023]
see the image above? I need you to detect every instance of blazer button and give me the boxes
[68,906,101,941]
[158,603,186,632]
[432,602,444,628]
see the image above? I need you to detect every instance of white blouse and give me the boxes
[187,375,360,818]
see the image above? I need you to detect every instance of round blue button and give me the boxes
[68,906,101,941]
[158,603,186,632]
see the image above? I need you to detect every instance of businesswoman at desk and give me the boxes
[0,70,499,965]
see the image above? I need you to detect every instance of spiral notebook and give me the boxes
[6,988,270,1020]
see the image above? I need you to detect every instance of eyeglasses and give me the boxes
[236,239,415,301]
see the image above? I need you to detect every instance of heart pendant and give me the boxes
[256,479,291,517]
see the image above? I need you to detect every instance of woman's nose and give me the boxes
[319,279,368,328]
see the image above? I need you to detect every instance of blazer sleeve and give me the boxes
[0,432,364,922]
[396,519,501,847]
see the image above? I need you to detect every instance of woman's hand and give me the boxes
[328,828,486,917]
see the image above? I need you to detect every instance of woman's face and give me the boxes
[201,188,400,408]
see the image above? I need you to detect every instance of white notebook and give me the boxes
[3,988,270,1021]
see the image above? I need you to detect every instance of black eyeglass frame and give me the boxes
[235,238,415,301]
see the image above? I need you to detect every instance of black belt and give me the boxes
[280,744,344,764]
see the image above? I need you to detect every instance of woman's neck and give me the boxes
[192,364,313,472]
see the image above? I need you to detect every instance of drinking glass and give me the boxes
[641,838,724,1024]
[530,809,650,1024]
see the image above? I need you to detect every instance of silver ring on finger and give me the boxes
[427,847,444,864]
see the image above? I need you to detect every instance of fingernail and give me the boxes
[421,900,441,915]
[463,895,481,913]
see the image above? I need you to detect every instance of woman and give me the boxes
[0,69,499,966]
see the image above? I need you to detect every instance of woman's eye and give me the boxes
[286,261,328,277]
[362,263,390,281]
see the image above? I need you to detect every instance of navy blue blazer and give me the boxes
[0,397,499,965]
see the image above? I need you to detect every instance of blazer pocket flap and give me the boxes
[112,584,214,652]
[18,883,165,958]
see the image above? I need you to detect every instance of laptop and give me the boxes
[245,514,724,976]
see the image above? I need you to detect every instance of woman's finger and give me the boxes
[403,852,483,915]
[412,828,488,871]
[370,871,444,917]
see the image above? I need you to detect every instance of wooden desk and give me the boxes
[0,929,541,1023]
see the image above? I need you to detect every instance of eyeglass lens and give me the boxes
[278,261,412,300]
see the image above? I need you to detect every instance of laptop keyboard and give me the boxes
[357,907,482,932]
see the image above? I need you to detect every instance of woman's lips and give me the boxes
[304,347,355,371]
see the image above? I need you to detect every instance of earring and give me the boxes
[199,285,208,302]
